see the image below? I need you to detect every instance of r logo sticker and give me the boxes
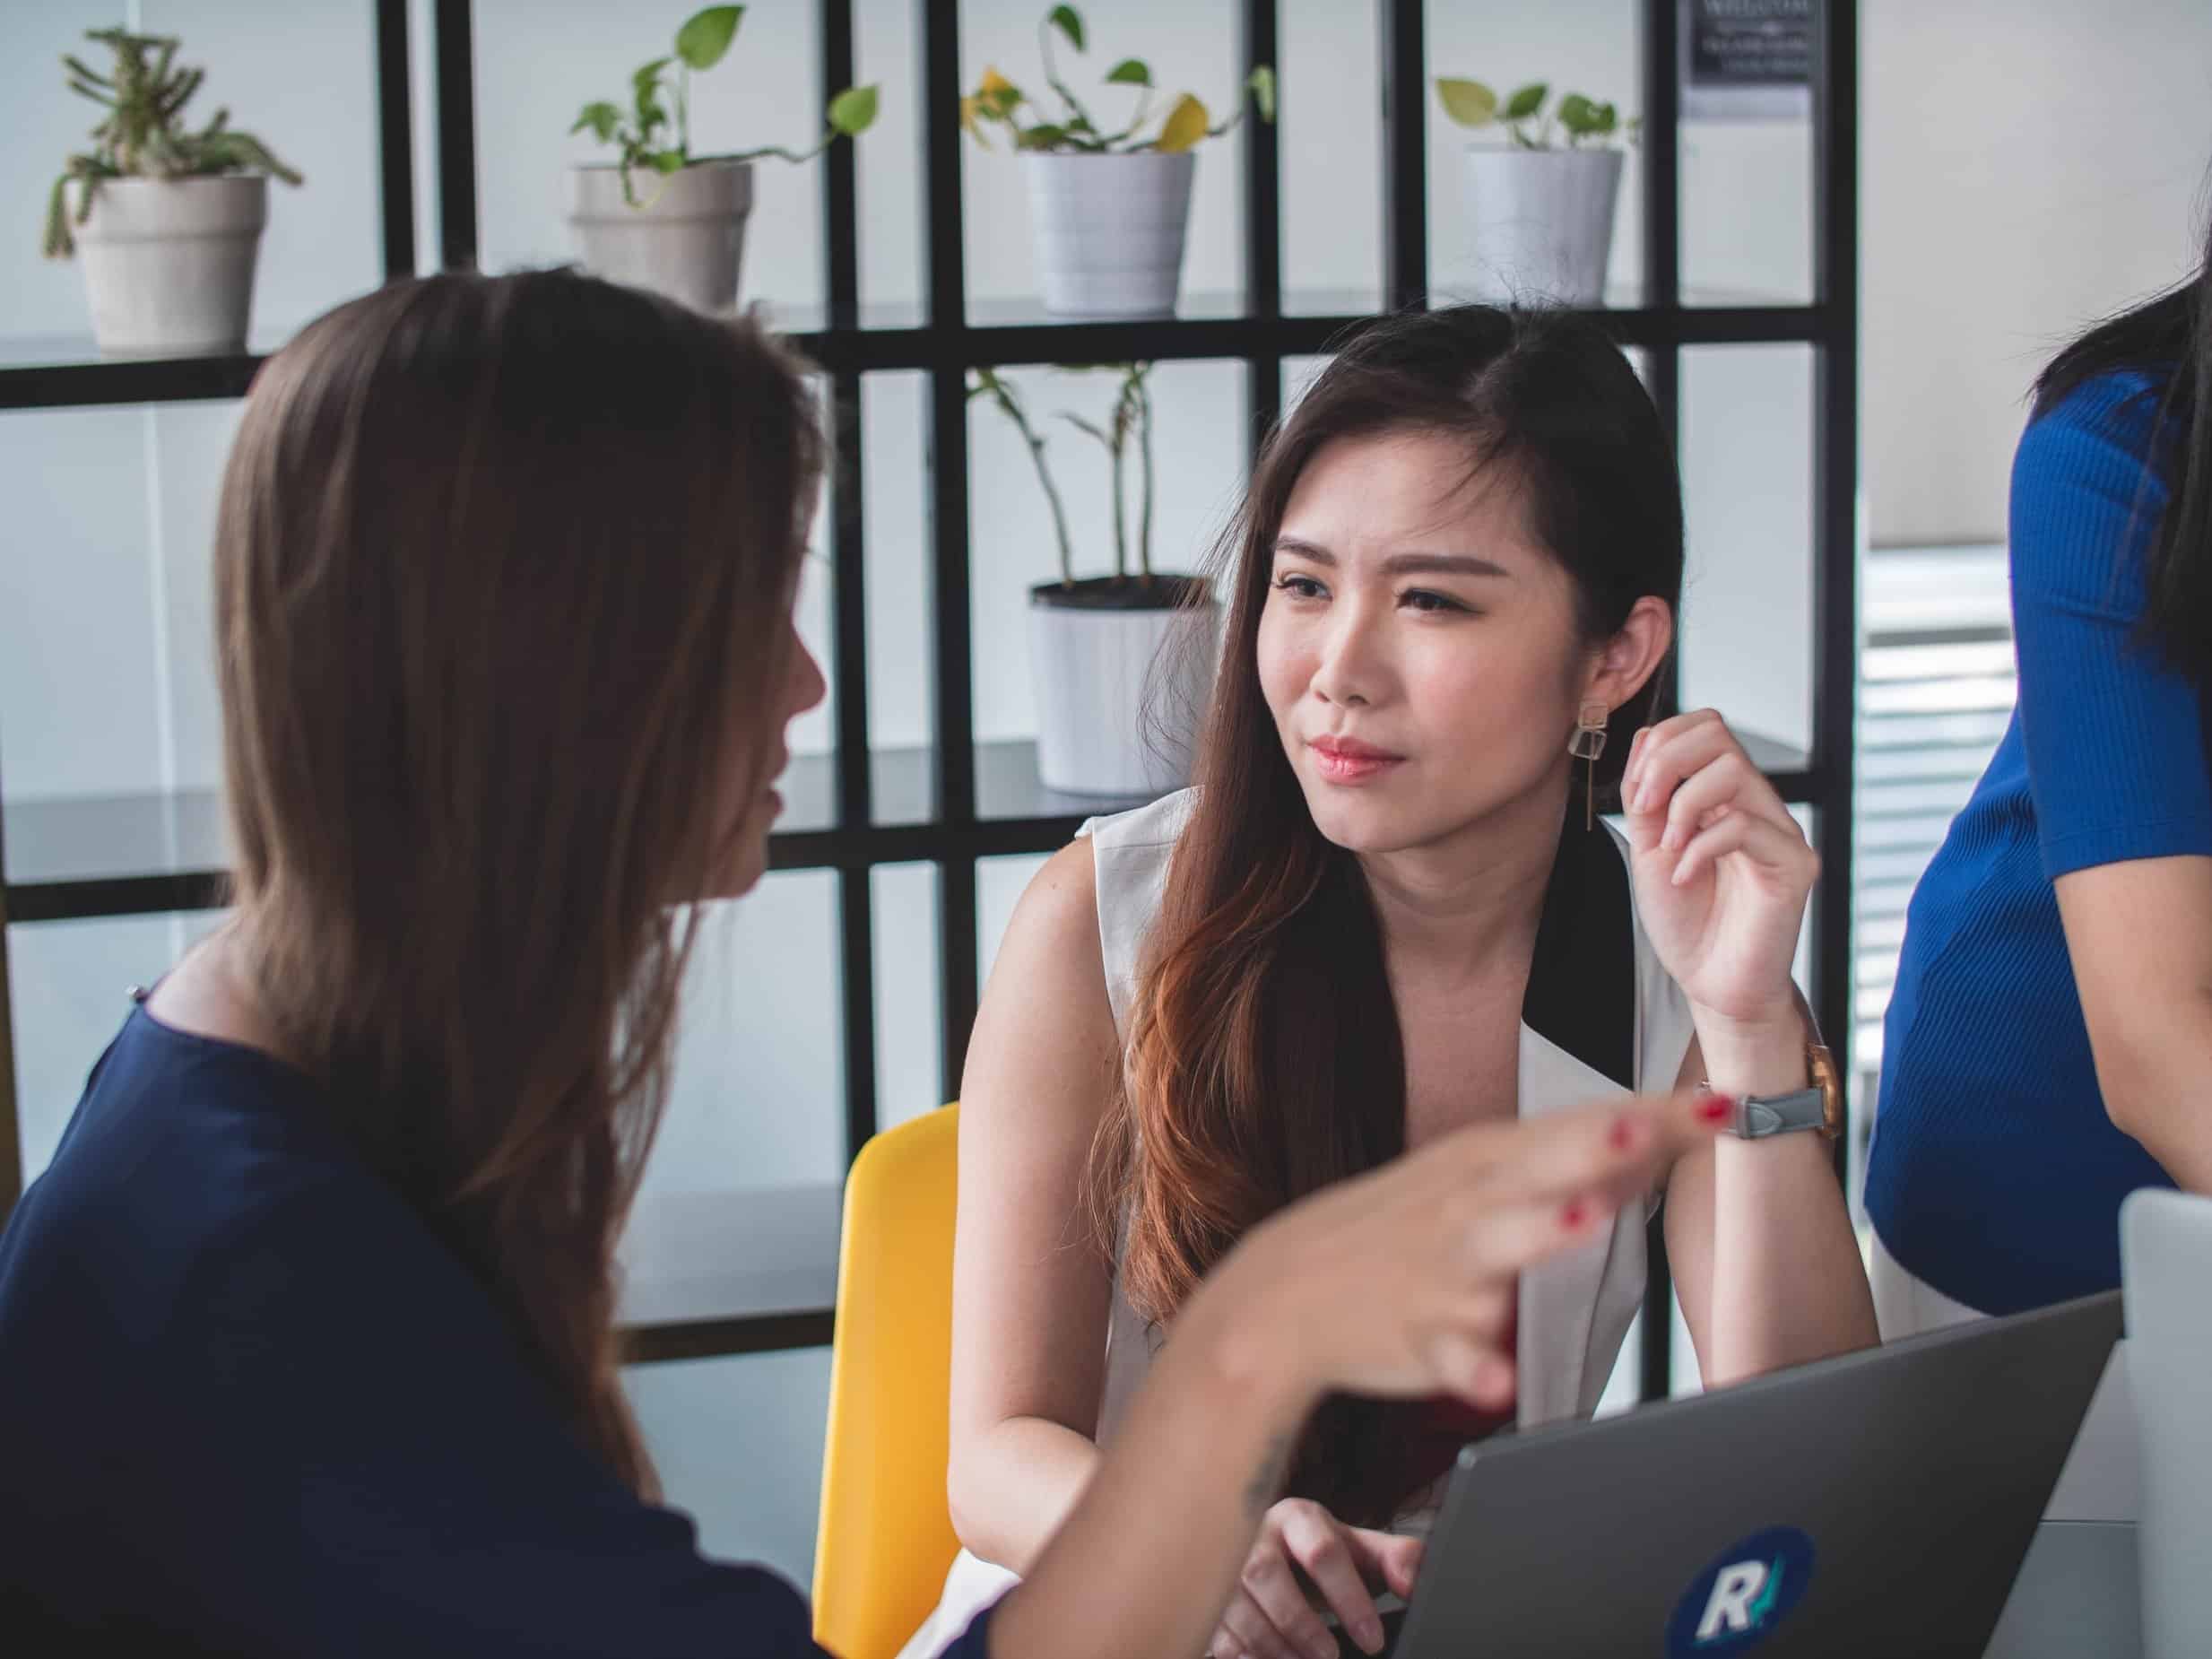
[1666,1527,1817,1655]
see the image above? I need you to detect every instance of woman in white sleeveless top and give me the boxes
[905,308,1877,1659]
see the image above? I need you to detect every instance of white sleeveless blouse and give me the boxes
[898,790,1697,1659]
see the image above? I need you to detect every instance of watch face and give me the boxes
[1809,1045,1843,1138]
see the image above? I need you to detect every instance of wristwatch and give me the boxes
[1722,1042,1843,1142]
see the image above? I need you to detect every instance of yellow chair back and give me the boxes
[813,1104,963,1659]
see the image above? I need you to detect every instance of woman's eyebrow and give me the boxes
[1272,534,1337,565]
[1271,536,1510,579]
[1381,552,1513,579]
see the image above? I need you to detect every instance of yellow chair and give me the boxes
[814,1104,963,1659]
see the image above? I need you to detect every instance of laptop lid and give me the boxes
[2122,1188,2212,1659]
[1394,1290,2122,1659]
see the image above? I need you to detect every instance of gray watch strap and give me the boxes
[1731,1086,1828,1139]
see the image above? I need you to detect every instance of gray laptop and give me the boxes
[1379,1290,2122,1659]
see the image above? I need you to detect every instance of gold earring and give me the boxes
[1567,700,1609,831]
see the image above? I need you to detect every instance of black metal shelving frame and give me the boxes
[0,0,1857,1385]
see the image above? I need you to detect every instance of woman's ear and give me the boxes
[1585,596,1675,711]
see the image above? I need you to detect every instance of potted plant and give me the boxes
[971,363,1216,796]
[963,5,1273,318]
[1434,77,1637,308]
[569,5,878,315]
[42,28,302,357]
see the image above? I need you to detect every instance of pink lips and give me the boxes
[1309,735,1406,785]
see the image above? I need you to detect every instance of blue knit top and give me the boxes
[1864,367,2208,1316]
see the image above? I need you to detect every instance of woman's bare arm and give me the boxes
[946,840,1123,1570]
[1667,1022,1876,1387]
[2054,855,2212,1193]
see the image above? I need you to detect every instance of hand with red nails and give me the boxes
[1616,710,1818,1043]
[1205,1086,1721,1416]
[1180,1088,1727,1659]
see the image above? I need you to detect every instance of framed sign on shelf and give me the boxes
[1680,0,1815,122]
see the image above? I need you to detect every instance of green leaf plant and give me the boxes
[968,362,1158,592]
[1433,75,1639,151]
[962,5,1273,157]
[44,27,303,260]
[572,6,880,208]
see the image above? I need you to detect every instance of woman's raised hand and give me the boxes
[1195,1086,1728,1429]
[1618,709,1818,1035]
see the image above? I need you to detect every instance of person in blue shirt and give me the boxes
[1866,209,2212,1329]
[0,269,1722,1656]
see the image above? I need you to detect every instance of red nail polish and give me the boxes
[1609,1115,1639,1151]
[1696,1092,1735,1124]
[1561,1198,1589,1229]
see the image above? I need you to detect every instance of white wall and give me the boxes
[1863,0,2212,544]
[1679,343,1816,754]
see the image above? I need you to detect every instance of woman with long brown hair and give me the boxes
[921,306,1878,1659]
[0,271,1722,1657]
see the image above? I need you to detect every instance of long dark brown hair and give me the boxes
[1094,306,1684,1523]
[2033,191,2211,684]
[215,270,821,1494]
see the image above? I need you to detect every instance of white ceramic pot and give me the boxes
[1024,151,1196,318]
[568,159,753,315]
[1461,146,1625,308]
[73,174,268,356]
[1028,577,1217,796]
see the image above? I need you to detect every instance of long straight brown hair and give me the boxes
[1094,307,1685,1523]
[215,270,822,1494]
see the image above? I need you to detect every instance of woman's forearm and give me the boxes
[2091,1001,2212,1194]
[1696,1018,1878,1384]
[989,1279,1316,1659]
[948,1419,1102,1575]
[1704,1134,1877,1382]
